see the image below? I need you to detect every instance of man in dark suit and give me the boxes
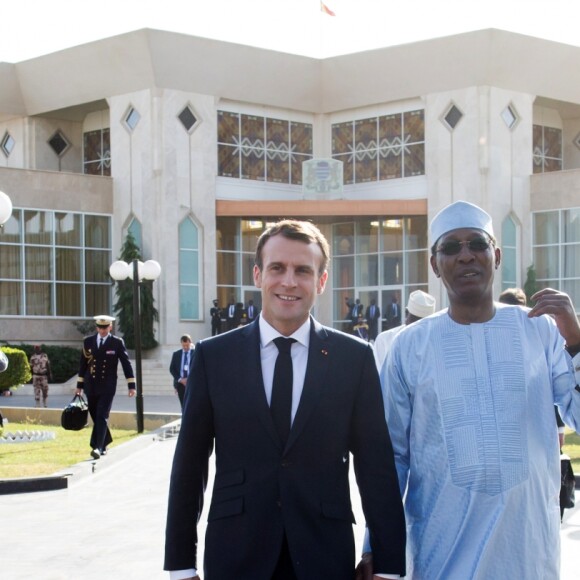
[350,298,364,328]
[385,296,401,330]
[165,220,405,580]
[210,300,221,336]
[75,315,135,460]
[246,299,259,323]
[365,298,381,341]
[169,334,194,408]
[225,298,237,330]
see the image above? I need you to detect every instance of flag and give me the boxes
[320,1,336,16]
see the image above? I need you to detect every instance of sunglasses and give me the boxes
[435,237,492,256]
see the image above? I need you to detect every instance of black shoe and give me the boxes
[101,448,107,456]
[91,449,101,460]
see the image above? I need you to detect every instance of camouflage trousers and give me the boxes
[32,375,49,405]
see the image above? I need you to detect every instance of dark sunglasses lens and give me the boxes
[439,238,490,255]
[469,239,490,252]
[440,241,462,255]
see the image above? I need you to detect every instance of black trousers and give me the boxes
[86,384,115,451]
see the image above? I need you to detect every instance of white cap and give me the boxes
[430,200,494,246]
[94,315,115,326]
[407,290,436,318]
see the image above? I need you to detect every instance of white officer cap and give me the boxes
[407,290,436,319]
[430,200,494,247]
[94,315,115,326]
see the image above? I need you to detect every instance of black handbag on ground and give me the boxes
[61,394,89,431]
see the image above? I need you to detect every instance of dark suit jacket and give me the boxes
[77,333,135,391]
[169,349,193,389]
[165,317,405,579]
[365,304,381,340]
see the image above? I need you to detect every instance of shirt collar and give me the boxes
[258,315,310,349]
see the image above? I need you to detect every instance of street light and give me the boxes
[0,190,13,225]
[109,259,161,432]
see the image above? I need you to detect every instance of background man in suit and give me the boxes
[350,298,364,328]
[210,300,221,336]
[385,295,401,330]
[169,334,194,408]
[246,299,259,323]
[225,298,237,330]
[165,220,405,580]
[365,298,381,342]
[75,315,135,460]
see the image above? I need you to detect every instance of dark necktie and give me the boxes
[182,351,188,378]
[271,337,296,446]
[98,338,104,349]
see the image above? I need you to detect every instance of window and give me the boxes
[532,208,580,312]
[48,131,70,157]
[1,132,15,157]
[127,217,142,251]
[179,218,201,320]
[124,107,141,132]
[501,215,518,290]
[332,216,428,330]
[0,209,112,316]
[217,111,313,185]
[331,110,425,185]
[533,125,562,173]
[501,104,519,130]
[84,128,111,176]
[442,104,463,131]
[178,105,199,133]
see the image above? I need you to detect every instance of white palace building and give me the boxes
[1,28,580,351]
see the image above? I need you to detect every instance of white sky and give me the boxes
[1,0,579,63]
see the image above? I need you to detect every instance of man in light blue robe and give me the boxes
[377,200,580,579]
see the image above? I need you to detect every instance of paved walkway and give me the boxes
[1,397,579,579]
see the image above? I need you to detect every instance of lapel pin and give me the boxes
[321,349,328,355]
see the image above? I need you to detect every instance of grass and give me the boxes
[0,420,140,479]
[563,429,580,472]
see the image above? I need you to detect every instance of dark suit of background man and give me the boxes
[225,299,237,330]
[210,300,221,336]
[169,334,194,408]
[246,299,259,323]
[75,315,135,460]
[165,220,405,580]
[350,298,363,327]
[365,299,381,342]
[386,296,401,329]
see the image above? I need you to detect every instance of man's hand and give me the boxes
[128,389,136,398]
[355,552,373,580]
[75,388,83,396]
[529,288,580,347]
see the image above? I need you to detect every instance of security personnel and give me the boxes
[75,315,135,459]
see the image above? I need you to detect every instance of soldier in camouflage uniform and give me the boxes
[30,344,52,408]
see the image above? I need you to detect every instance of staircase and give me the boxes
[139,357,174,396]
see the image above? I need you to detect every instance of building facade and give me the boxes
[1,28,580,352]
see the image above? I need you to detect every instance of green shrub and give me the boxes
[0,347,32,392]
[1,344,82,385]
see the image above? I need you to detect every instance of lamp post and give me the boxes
[109,259,161,433]
[0,190,13,225]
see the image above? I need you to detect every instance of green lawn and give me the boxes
[0,421,140,479]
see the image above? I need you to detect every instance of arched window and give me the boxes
[502,215,518,290]
[128,218,142,251]
[179,218,201,320]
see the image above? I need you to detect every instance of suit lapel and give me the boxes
[286,318,330,451]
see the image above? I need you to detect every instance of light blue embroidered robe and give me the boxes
[383,304,580,579]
